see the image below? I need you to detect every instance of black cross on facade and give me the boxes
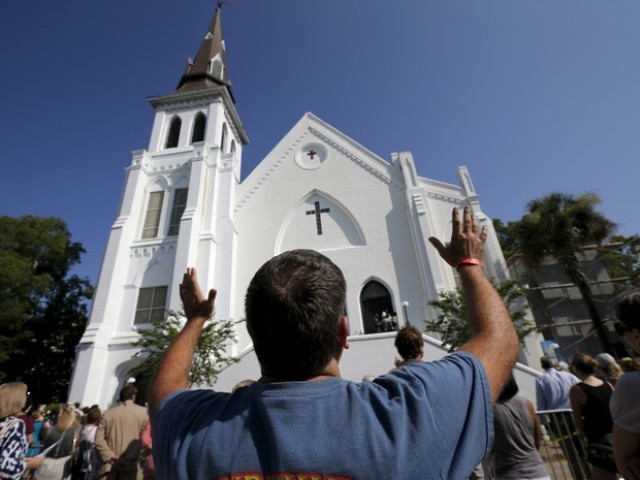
[306,201,330,235]
[306,150,318,160]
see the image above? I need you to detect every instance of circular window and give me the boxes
[295,143,328,170]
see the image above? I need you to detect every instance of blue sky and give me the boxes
[1,0,638,284]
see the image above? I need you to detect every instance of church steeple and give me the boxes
[176,5,234,101]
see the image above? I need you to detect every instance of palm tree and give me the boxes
[511,193,616,354]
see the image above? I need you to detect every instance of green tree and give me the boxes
[24,275,93,402]
[425,279,537,352]
[0,216,93,402]
[508,193,616,353]
[129,311,239,396]
[599,234,640,292]
[493,219,518,259]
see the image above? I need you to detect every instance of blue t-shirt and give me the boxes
[153,351,492,480]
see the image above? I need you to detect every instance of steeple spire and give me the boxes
[176,5,235,101]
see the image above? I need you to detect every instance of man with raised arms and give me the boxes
[149,206,519,479]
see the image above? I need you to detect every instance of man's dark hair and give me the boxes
[120,384,137,402]
[540,355,556,370]
[394,325,424,360]
[245,249,346,380]
[615,290,640,332]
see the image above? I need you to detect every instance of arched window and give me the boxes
[210,59,223,79]
[230,139,236,155]
[165,116,181,149]
[191,112,206,144]
[220,123,228,152]
[360,281,396,334]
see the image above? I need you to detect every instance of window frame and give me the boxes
[165,116,182,149]
[191,112,206,144]
[167,188,188,236]
[141,191,165,239]
[134,286,168,325]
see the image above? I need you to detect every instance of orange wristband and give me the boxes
[456,258,483,269]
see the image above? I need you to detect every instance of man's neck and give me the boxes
[259,359,342,383]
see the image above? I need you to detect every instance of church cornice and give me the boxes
[131,237,178,260]
[424,191,465,205]
[148,87,226,108]
[136,159,192,176]
[158,96,220,112]
[308,126,403,190]
[148,87,249,144]
[414,176,468,205]
[233,121,406,213]
[131,147,201,175]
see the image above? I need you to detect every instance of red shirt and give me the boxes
[18,413,34,436]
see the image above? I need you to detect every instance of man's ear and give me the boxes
[338,316,350,350]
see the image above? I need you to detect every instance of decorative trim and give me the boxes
[217,152,236,172]
[181,206,197,221]
[222,110,243,149]
[412,193,427,216]
[234,131,309,212]
[131,242,176,259]
[148,87,249,144]
[112,215,128,229]
[234,122,410,213]
[149,88,226,109]
[308,127,403,190]
[139,160,192,174]
[424,191,464,204]
[198,232,218,244]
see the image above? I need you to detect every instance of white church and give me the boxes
[68,7,542,408]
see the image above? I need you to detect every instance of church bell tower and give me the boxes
[68,6,248,407]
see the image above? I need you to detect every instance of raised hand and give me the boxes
[179,268,217,321]
[428,205,487,268]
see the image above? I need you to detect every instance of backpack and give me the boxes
[71,436,95,480]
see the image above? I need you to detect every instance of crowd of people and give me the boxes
[374,309,398,332]
[0,385,154,480]
[1,206,639,479]
[531,297,640,480]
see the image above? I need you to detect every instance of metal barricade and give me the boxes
[482,409,615,479]
[537,409,592,480]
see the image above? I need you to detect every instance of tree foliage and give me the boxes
[504,192,616,353]
[425,279,537,352]
[599,234,640,292]
[129,311,239,389]
[493,219,518,259]
[0,216,93,403]
[511,193,614,265]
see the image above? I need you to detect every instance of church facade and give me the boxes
[68,8,539,407]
